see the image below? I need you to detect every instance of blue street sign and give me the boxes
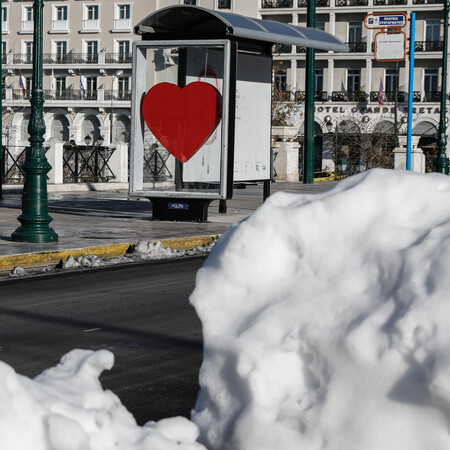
[365,13,407,29]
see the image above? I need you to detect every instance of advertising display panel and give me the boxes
[130,40,231,200]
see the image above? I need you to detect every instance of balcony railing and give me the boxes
[374,0,407,4]
[43,89,98,100]
[298,0,329,6]
[105,53,132,64]
[346,42,367,52]
[415,41,444,52]
[336,0,368,5]
[413,0,443,3]
[104,90,132,101]
[273,43,291,54]
[296,46,328,53]
[12,89,32,100]
[13,54,33,64]
[42,53,99,64]
[294,91,328,101]
[332,90,366,102]
[423,91,441,102]
[261,0,293,8]
[369,91,422,102]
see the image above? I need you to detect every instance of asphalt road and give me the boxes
[0,256,206,425]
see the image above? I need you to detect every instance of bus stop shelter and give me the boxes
[130,5,347,221]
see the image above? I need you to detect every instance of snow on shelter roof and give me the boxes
[134,5,348,53]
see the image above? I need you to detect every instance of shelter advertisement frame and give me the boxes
[129,39,232,200]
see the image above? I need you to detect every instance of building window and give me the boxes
[87,5,99,20]
[118,4,130,19]
[85,40,99,63]
[315,69,323,93]
[385,69,398,94]
[424,68,438,93]
[2,6,8,33]
[52,5,69,33]
[54,40,67,62]
[20,6,34,33]
[184,0,196,4]
[24,76,32,95]
[24,41,33,63]
[115,76,130,99]
[83,4,100,32]
[2,41,7,63]
[218,0,231,8]
[117,40,131,62]
[55,76,66,98]
[316,22,325,31]
[114,3,132,31]
[426,19,440,42]
[85,77,97,100]
[347,69,360,92]
[275,71,287,92]
[348,22,362,42]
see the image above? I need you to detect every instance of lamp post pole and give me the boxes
[109,69,123,145]
[12,0,58,242]
[304,0,316,184]
[435,0,450,174]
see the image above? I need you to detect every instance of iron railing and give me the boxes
[295,91,328,102]
[13,54,33,64]
[261,0,293,7]
[296,46,328,53]
[62,144,115,183]
[273,44,291,53]
[374,0,407,4]
[41,53,99,64]
[143,145,172,182]
[104,90,132,101]
[332,90,366,102]
[336,0,368,5]
[423,91,441,102]
[369,90,423,102]
[346,42,367,52]
[415,41,444,51]
[105,53,132,64]
[1,146,27,184]
[298,0,329,6]
[413,0,443,3]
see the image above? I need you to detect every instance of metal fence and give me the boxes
[1,145,28,184]
[143,144,172,182]
[62,145,116,183]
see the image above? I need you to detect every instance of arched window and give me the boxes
[82,115,101,143]
[113,115,130,143]
[51,114,69,142]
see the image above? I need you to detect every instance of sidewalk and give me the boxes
[0,182,333,272]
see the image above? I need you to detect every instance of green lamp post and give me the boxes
[11,0,58,242]
[303,0,316,184]
[435,0,450,174]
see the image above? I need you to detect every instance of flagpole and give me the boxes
[12,0,58,243]
[406,12,416,172]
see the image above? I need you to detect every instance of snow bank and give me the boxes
[0,349,206,450]
[190,169,450,450]
[3,169,450,450]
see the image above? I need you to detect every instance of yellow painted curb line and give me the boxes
[0,235,217,272]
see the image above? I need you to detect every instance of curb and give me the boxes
[0,235,217,272]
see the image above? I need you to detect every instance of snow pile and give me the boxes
[0,349,206,450]
[3,169,450,450]
[190,169,450,450]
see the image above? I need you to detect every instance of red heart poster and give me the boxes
[142,81,223,163]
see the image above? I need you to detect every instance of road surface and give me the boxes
[0,257,205,425]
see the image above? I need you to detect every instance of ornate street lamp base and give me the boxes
[12,223,58,243]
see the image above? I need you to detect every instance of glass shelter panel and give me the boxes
[131,41,230,199]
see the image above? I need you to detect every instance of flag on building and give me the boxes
[378,79,384,106]
[18,73,26,90]
[80,73,85,97]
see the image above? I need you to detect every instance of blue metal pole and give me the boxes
[406,12,415,171]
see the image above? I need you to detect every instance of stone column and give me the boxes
[272,126,299,182]
[393,135,426,173]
